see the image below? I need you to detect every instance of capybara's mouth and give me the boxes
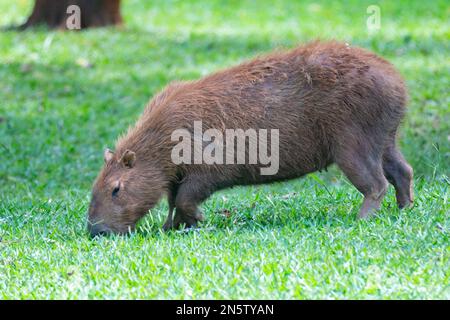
[87,220,137,238]
[87,222,112,238]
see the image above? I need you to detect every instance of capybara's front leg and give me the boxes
[171,177,212,229]
[162,185,178,231]
[162,200,175,231]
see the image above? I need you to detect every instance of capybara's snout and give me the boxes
[87,221,111,238]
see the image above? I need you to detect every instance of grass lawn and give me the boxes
[0,0,449,299]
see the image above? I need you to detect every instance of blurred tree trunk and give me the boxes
[19,0,122,30]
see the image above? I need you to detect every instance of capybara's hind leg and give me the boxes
[335,147,388,219]
[383,146,414,209]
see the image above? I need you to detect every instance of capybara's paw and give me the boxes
[357,209,378,220]
[398,198,414,210]
[395,189,414,209]
[172,211,204,230]
[162,220,174,231]
[398,183,414,209]
[357,200,381,220]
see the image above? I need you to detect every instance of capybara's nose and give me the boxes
[88,222,110,238]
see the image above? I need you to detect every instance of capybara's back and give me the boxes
[87,41,414,236]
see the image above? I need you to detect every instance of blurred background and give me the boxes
[0,0,448,197]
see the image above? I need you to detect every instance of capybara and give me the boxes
[87,40,414,237]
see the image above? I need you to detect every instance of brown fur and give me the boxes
[87,40,414,236]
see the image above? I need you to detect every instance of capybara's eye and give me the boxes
[112,184,120,197]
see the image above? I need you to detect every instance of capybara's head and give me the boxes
[87,148,165,237]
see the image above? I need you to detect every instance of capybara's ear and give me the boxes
[104,148,114,163]
[120,149,136,168]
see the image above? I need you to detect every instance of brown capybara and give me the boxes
[87,40,414,237]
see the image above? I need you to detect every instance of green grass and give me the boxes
[0,0,449,299]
